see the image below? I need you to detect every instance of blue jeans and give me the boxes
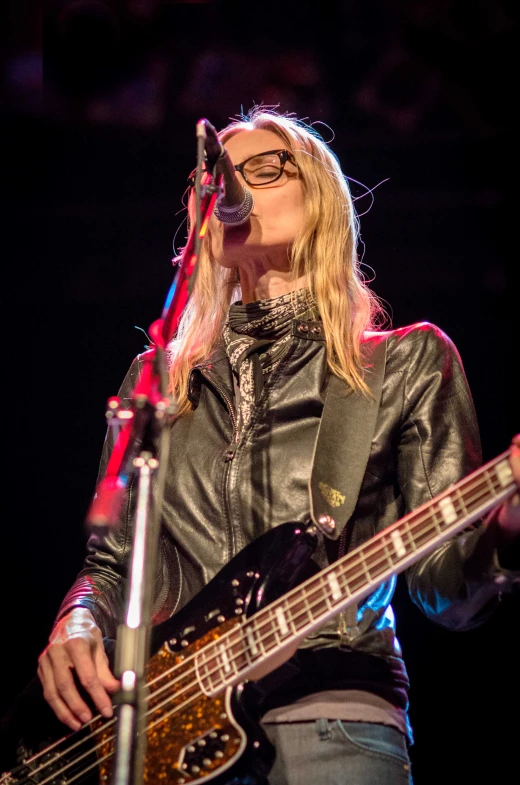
[260,720,413,785]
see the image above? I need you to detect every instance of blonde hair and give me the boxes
[168,108,385,415]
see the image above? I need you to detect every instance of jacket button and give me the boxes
[298,323,309,333]
[311,325,321,335]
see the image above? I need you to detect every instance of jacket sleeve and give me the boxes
[400,325,519,630]
[54,354,145,639]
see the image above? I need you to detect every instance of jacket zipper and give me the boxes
[200,368,239,460]
[199,367,243,557]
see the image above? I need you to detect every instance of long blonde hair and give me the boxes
[168,108,385,415]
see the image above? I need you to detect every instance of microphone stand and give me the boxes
[85,119,223,785]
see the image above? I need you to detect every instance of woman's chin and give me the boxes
[223,219,255,244]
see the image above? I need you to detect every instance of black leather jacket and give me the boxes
[58,321,517,711]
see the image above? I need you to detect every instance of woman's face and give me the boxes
[209,128,305,269]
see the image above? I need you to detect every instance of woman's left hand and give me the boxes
[497,433,520,537]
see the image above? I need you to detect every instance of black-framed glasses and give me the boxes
[188,149,297,188]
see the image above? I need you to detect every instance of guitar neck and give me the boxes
[196,450,515,693]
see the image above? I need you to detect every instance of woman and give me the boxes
[37,109,520,785]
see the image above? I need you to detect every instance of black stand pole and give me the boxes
[84,119,223,785]
[108,370,175,785]
[111,451,158,785]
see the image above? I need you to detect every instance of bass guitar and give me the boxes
[1,447,517,785]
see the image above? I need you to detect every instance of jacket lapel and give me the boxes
[309,333,388,539]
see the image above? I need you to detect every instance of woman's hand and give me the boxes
[497,434,520,535]
[37,608,120,731]
[493,434,520,569]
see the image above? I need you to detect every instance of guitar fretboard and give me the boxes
[195,450,515,694]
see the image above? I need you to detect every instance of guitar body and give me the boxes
[3,445,515,784]
[1,522,319,785]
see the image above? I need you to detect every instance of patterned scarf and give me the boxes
[223,287,317,433]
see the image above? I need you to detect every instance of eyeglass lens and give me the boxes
[242,153,285,184]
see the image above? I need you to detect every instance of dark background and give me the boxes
[2,1,518,783]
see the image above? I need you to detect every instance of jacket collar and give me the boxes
[188,344,234,408]
[187,319,326,407]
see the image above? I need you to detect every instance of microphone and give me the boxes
[202,119,254,225]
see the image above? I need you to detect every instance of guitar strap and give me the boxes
[309,333,388,540]
[308,334,388,642]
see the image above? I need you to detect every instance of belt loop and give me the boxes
[316,718,332,740]
[338,606,361,645]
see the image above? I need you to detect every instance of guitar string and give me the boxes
[148,463,508,703]
[11,469,507,785]
[192,472,507,681]
[10,656,213,785]
[12,469,507,785]
[32,679,214,785]
[58,472,507,785]
[13,464,510,784]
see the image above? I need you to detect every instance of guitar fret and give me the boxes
[267,609,283,647]
[342,561,366,595]
[438,495,458,525]
[319,575,333,610]
[275,604,290,636]
[412,513,440,546]
[196,652,210,690]
[307,576,327,617]
[282,601,299,636]
[219,641,237,679]
[260,613,279,652]
[455,487,468,517]
[288,596,309,632]
[314,576,330,612]
[359,551,372,583]
[229,630,248,672]
[245,623,260,657]
[403,520,417,551]
[382,535,397,568]
[327,570,342,602]
[333,569,349,603]
[429,506,444,535]
[342,553,373,594]
[311,579,331,616]
[14,451,518,785]
[302,587,317,625]
[365,543,393,583]
[197,648,220,692]
[496,459,514,488]
[200,452,515,696]
[254,621,268,657]
[390,529,406,559]
[484,468,498,500]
